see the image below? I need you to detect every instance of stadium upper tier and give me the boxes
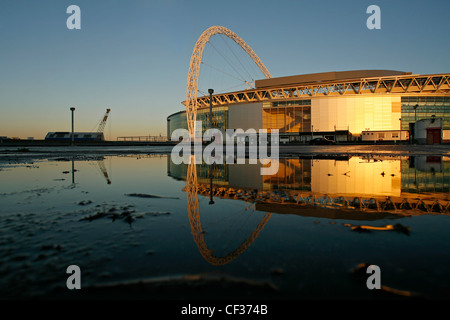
[254,70,411,88]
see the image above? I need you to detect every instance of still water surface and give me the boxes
[1,153,450,299]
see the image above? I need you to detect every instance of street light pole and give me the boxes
[413,104,418,144]
[208,89,214,130]
[70,107,75,146]
[208,88,215,205]
[414,104,418,123]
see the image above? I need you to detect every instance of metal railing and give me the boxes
[116,136,169,142]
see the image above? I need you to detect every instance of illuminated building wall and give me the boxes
[262,100,312,133]
[228,100,312,134]
[311,95,402,134]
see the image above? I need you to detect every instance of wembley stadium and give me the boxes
[167,27,450,145]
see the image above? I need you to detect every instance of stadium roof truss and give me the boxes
[192,73,450,108]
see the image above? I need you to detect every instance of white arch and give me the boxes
[186,26,272,137]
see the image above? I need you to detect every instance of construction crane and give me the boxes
[96,108,111,133]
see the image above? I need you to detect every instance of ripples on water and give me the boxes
[1,153,450,299]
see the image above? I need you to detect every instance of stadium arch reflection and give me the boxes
[185,155,272,266]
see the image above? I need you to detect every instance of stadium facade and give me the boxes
[168,70,450,143]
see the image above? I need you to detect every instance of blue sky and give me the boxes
[1,0,449,139]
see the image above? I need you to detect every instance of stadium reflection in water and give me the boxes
[169,154,450,279]
[1,153,450,299]
[170,155,450,216]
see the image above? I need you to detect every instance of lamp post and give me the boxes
[208,89,214,129]
[70,107,75,146]
[412,104,419,144]
[414,104,418,123]
[208,88,215,204]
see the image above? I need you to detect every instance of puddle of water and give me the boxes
[1,153,450,299]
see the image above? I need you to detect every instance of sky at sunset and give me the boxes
[1,0,449,140]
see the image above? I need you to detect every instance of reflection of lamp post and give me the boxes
[209,165,214,205]
[70,107,75,146]
[72,159,75,185]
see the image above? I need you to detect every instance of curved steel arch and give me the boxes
[186,157,272,266]
[186,26,272,137]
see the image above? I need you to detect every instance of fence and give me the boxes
[116,136,169,142]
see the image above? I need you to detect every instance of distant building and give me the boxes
[362,130,409,142]
[45,132,104,141]
[415,118,443,145]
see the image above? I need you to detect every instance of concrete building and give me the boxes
[415,118,443,144]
